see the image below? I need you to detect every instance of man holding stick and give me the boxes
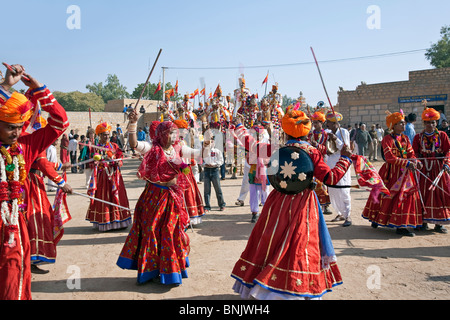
[0,64,69,300]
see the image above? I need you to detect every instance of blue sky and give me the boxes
[2,0,449,107]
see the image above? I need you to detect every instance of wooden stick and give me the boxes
[310,47,347,146]
[134,49,162,111]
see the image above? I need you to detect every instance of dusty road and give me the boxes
[31,159,450,300]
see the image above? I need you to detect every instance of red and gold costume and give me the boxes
[362,112,423,228]
[117,121,191,285]
[85,122,131,231]
[412,107,450,225]
[231,108,352,299]
[0,85,69,300]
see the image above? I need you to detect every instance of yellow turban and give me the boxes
[173,119,188,129]
[0,92,34,124]
[311,111,326,123]
[325,110,343,123]
[422,108,440,121]
[386,111,404,129]
[281,106,311,138]
[95,122,112,135]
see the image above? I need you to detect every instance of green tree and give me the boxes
[53,91,105,111]
[281,94,295,109]
[425,25,450,68]
[131,82,182,101]
[86,74,130,103]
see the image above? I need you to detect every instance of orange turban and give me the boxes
[173,119,188,129]
[422,108,440,121]
[325,110,343,123]
[95,122,112,135]
[281,106,311,138]
[311,111,326,123]
[385,111,404,129]
[0,92,34,124]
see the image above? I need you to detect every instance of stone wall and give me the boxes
[104,98,159,113]
[337,67,450,132]
[42,111,159,136]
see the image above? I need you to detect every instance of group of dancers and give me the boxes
[1,64,448,301]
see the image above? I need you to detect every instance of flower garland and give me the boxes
[0,143,26,248]
[421,129,442,154]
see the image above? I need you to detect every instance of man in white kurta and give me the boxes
[325,112,352,227]
[46,140,58,191]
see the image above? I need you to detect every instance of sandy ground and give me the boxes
[30,158,450,300]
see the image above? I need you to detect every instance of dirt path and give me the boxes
[31,159,450,300]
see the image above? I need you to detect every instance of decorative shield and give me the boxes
[268,145,314,194]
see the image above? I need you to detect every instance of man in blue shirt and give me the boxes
[404,113,416,144]
[137,127,146,141]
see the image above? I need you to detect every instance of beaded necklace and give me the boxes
[312,129,326,145]
[0,143,27,248]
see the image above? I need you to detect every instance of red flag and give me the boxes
[208,92,212,99]
[174,80,179,93]
[191,89,199,99]
[200,88,205,96]
[165,88,174,97]
[154,81,162,94]
[262,73,268,86]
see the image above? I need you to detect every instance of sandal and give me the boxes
[331,215,345,222]
[235,200,244,206]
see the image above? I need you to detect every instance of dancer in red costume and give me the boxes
[0,64,69,300]
[308,110,332,214]
[85,122,131,231]
[362,111,423,237]
[412,105,450,233]
[60,133,69,164]
[26,149,72,273]
[231,106,353,299]
[117,110,194,285]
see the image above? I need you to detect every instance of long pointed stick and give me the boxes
[310,47,347,146]
[134,48,163,111]
[48,184,133,212]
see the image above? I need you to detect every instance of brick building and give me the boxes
[337,67,450,132]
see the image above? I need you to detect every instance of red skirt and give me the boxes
[85,168,131,231]
[0,212,32,300]
[417,159,450,224]
[362,163,423,228]
[231,189,342,298]
[184,167,205,224]
[116,182,190,285]
[25,172,58,264]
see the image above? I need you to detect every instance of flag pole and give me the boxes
[264,70,269,97]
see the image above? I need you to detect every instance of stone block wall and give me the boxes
[42,111,159,137]
[337,67,450,132]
